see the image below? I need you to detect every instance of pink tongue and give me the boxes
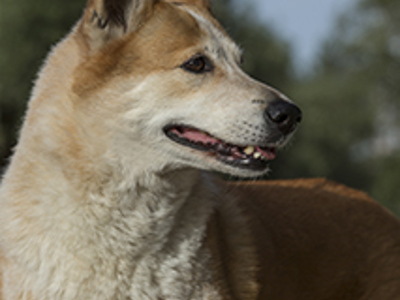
[256,147,276,160]
[172,128,219,144]
[171,127,277,161]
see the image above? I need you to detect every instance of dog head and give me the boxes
[45,0,302,178]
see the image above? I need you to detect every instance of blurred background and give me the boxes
[0,0,399,217]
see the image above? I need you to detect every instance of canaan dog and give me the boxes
[1,0,400,299]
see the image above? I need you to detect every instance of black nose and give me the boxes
[264,100,302,135]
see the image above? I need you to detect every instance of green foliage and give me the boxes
[371,153,400,214]
[271,73,375,190]
[212,0,292,89]
[269,0,400,217]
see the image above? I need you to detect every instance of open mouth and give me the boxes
[164,125,277,171]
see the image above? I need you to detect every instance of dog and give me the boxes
[1,0,399,299]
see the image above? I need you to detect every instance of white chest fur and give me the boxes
[0,170,218,300]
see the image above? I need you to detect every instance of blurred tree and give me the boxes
[270,0,400,217]
[212,0,292,89]
[271,71,375,188]
[372,152,400,214]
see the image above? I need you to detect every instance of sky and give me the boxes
[248,0,359,71]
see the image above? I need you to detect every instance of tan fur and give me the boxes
[1,0,400,299]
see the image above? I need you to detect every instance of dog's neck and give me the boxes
[96,167,214,257]
[91,168,218,299]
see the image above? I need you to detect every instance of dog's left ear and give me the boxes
[80,0,157,51]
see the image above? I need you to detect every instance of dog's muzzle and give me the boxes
[163,99,302,172]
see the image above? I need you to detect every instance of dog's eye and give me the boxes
[181,55,213,74]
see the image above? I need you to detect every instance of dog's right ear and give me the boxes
[80,0,157,51]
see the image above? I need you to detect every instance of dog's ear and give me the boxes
[80,0,157,51]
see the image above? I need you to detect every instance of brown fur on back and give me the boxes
[226,179,400,300]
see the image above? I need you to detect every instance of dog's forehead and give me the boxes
[177,4,242,60]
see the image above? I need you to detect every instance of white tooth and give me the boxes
[253,152,262,159]
[243,146,255,155]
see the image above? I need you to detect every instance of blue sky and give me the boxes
[248,0,359,70]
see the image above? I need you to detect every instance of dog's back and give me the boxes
[226,179,400,300]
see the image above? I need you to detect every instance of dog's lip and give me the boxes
[163,124,277,171]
